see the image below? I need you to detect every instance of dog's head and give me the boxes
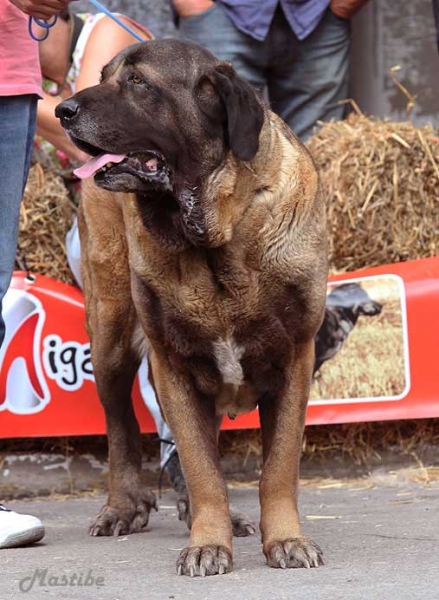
[326,283,382,318]
[55,39,264,194]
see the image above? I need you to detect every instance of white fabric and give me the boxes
[67,13,107,95]
[65,217,82,289]
[138,360,176,467]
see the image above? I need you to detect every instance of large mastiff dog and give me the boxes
[56,39,328,577]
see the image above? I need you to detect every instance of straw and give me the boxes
[307,112,439,273]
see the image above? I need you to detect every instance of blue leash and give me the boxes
[28,14,57,41]
[29,0,145,43]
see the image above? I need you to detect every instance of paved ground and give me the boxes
[2,476,439,600]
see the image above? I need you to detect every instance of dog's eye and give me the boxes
[126,72,155,94]
[129,73,144,85]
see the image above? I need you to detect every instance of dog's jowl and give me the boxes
[56,39,328,576]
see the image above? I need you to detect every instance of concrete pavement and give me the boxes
[2,475,439,600]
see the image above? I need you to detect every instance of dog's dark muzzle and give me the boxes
[55,97,81,127]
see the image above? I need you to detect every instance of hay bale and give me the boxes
[16,163,77,285]
[307,112,439,272]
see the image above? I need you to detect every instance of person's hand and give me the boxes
[8,0,71,20]
[172,0,214,18]
[329,0,369,20]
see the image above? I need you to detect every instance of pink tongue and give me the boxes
[73,153,126,179]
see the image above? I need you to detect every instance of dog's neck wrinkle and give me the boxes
[133,190,192,253]
[133,184,217,251]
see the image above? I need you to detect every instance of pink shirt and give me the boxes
[0,0,42,96]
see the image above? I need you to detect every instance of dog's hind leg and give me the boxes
[258,339,324,569]
[88,315,157,537]
[78,190,157,537]
[177,488,256,537]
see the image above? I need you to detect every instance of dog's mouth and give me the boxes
[69,135,172,192]
[74,149,167,182]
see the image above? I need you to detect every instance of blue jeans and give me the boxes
[0,95,38,348]
[179,5,351,141]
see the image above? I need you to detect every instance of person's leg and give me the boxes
[138,358,186,493]
[0,95,38,347]
[178,3,267,93]
[267,8,351,141]
[0,95,45,549]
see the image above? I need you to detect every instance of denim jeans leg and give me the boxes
[178,4,267,93]
[268,9,351,141]
[0,95,38,348]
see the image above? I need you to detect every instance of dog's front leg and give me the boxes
[176,414,256,538]
[258,339,324,569]
[150,351,233,577]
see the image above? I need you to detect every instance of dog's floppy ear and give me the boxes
[210,62,264,162]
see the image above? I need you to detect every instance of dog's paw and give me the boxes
[177,545,233,577]
[230,510,257,537]
[265,537,324,569]
[90,489,158,536]
[177,494,192,530]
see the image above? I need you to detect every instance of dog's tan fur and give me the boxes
[57,39,328,576]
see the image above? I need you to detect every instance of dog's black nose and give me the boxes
[55,98,80,123]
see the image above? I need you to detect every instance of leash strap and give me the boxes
[28,15,58,41]
[87,0,145,42]
[29,0,145,43]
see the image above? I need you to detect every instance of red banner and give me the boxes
[1,257,438,438]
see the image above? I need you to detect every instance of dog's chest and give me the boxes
[132,248,295,404]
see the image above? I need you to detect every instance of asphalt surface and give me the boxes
[2,476,439,600]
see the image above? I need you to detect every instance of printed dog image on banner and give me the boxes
[311,275,410,403]
[314,282,384,374]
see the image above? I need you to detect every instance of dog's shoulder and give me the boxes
[244,111,327,277]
